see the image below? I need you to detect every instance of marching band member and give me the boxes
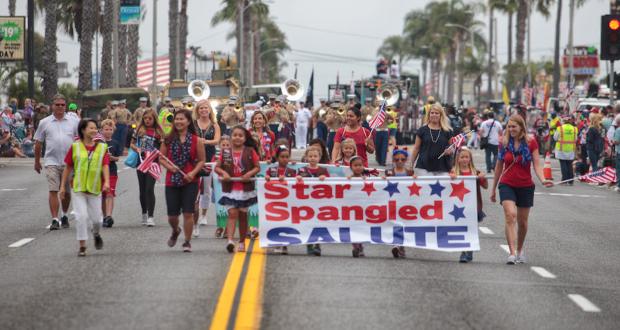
[160,110,206,253]
[295,101,312,149]
[360,97,374,130]
[221,97,244,136]
[313,98,329,142]
[265,94,281,137]
[133,96,149,128]
[215,126,260,253]
[450,147,487,263]
[324,101,344,155]
[371,103,390,166]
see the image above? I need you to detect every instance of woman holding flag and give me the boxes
[159,109,205,253]
[410,103,455,176]
[130,108,164,227]
[331,104,375,167]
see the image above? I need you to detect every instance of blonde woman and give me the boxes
[410,103,454,176]
[193,100,221,235]
[586,113,604,172]
[490,115,553,264]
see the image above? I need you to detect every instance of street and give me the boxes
[1,150,619,330]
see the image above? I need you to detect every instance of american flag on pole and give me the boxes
[580,167,617,184]
[137,150,160,173]
[137,50,192,90]
[368,101,387,130]
[450,132,468,149]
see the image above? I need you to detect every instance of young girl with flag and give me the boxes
[215,126,261,253]
[160,110,206,253]
[450,147,488,263]
[59,119,110,257]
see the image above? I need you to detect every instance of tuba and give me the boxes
[187,80,210,102]
[280,78,305,102]
[376,83,399,106]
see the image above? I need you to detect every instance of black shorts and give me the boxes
[165,183,199,216]
[498,184,535,208]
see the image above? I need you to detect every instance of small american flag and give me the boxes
[368,101,387,129]
[94,132,105,142]
[581,167,617,184]
[451,132,467,149]
[137,150,160,173]
[148,162,162,181]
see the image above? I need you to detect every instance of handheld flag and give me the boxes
[581,167,616,184]
[137,150,160,173]
[368,101,387,130]
[148,162,162,180]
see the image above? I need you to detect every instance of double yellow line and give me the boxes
[209,239,266,330]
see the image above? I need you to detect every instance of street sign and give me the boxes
[562,46,599,76]
[120,0,141,25]
[0,16,25,61]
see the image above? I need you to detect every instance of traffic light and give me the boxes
[601,15,620,60]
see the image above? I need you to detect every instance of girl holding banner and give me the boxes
[410,103,455,176]
[160,110,206,253]
[490,115,553,265]
[385,148,415,259]
[335,138,357,166]
[215,126,261,253]
[347,156,368,258]
[193,100,221,236]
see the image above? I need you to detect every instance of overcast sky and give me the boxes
[1,0,610,100]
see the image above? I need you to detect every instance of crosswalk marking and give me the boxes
[0,188,27,192]
[9,238,35,248]
[568,294,601,312]
[530,266,556,279]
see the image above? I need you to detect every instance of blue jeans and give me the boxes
[559,159,574,182]
[587,148,600,172]
[485,144,498,172]
[374,130,389,166]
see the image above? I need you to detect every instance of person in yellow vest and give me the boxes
[386,106,398,147]
[553,115,578,185]
[549,112,561,157]
[59,118,111,257]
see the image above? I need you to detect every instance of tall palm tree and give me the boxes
[178,0,188,80]
[212,0,241,71]
[118,25,128,86]
[100,0,113,89]
[516,0,552,63]
[8,0,16,16]
[552,0,562,97]
[42,0,58,101]
[403,9,430,95]
[258,18,289,83]
[376,35,410,74]
[169,0,178,81]
[493,0,518,66]
[126,25,140,87]
[78,0,96,92]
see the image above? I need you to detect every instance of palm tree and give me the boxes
[403,9,431,95]
[118,25,128,85]
[126,25,140,87]
[178,0,188,80]
[212,0,241,71]
[8,0,16,16]
[493,0,518,66]
[516,0,552,63]
[100,0,113,88]
[42,0,59,101]
[376,35,410,75]
[169,0,178,81]
[78,0,96,92]
[258,18,289,82]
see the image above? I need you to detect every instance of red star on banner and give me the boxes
[361,181,376,196]
[407,182,422,196]
[449,180,470,202]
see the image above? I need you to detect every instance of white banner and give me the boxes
[257,177,480,252]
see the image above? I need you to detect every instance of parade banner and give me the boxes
[0,16,25,61]
[212,163,352,229]
[257,177,480,252]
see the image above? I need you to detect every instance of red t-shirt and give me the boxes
[64,143,110,167]
[219,148,260,191]
[499,138,539,188]
[334,126,373,167]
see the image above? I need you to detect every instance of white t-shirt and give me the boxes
[480,119,502,146]
[296,107,312,126]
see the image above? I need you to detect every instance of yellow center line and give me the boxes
[209,239,267,330]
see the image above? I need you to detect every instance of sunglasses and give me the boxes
[393,158,407,162]
[54,103,66,107]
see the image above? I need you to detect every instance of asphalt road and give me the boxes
[1,149,619,330]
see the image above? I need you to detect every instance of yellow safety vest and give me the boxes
[555,124,577,153]
[72,142,107,195]
[550,117,560,135]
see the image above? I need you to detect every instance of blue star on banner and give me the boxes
[383,181,400,197]
[449,205,466,222]
[429,181,445,197]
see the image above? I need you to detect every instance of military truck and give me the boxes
[80,88,149,119]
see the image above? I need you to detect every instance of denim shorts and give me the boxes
[498,184,535,208]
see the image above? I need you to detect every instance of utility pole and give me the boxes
[27,0,34,98]
[175,9,180,80]
[151,0,157,105]
[568,0,576,89]
[239,1,245,84]
[112,0,119,88]
[487,6,494,101]
[249,32,254,86]
[95,31,99,90]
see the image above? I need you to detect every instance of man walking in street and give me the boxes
[480,111,502,173]
[553,115,578,184]
[33,94,79,230]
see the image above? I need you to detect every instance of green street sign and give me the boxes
[0,16,25,61]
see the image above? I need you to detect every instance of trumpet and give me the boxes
[337,107,346,116]
[280,78,305,102]
[376,83,399,106]
[187,80,210,101]
[235,105,243,112]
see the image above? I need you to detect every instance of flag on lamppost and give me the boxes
[305,69,314,108]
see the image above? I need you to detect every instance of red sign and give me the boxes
[561,55,599,69]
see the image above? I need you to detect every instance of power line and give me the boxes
[276,21,384,40]
[290,49,376,62]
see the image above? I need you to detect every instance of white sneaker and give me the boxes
[199,215,208,226]
[516,252,527,264]
[192,226,200,238]
[506,255,517,265]
[146,217,155,227]
[614,187,620,193]
[141,214,148,226]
